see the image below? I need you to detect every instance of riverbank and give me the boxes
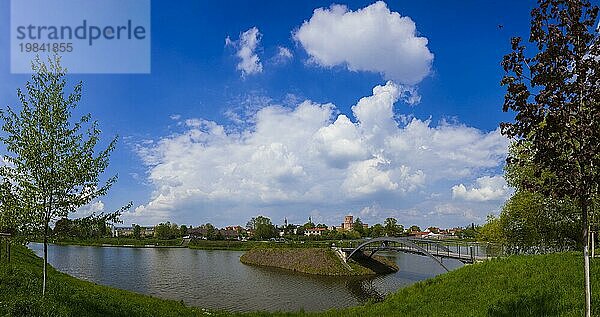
[1,244,598,316]
[240,248,398,276]
[51,237,183,248]
[0,245,215,317]
[51,237,351,250]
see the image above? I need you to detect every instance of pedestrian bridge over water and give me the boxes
[338,237,493,272]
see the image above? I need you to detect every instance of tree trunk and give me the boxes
[43,220,48,296]
[582,200,591,317]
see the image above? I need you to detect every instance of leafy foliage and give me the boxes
[480,143,584,251]
[133,224,142,239]
[383,218,403,237]
[0,56,126,294]
[501,2,600,312]
[53,205,127,240]
[501,0,599,236]
[246,216,277,240]
[154,222,180,240]
[370,224,385,237]
[352,217,365,236]
[408,225,421,233]
[0,181,30,243]
[0,57,118,233]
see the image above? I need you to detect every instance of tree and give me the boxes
[247,216,276,240]
[72,209,124,239]
[370,223,385,237]
[483,143,582,250]
[427,227,440,234]
[500,1,599,314]
[408,225,421,233]
[0,180,29,242]
[383,218,404,237]
[53,218,72,237]
[384,218,400,236]
[303,221,315,229]
[478,215,505,244]
[180,224,188,237]
[0,56,120,296]
[170,222,180,238]
[352,217,365,236]
[133,224,142,239]
[154,221,179,239]
[203,223,217,240]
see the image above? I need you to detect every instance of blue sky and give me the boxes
[0,0,551,228]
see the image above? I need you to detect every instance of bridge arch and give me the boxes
[346,237,450,272]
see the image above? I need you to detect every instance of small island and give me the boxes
[240,247,399,276]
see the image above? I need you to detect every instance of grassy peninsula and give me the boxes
[1,244,599,316]
[239,248,398,276]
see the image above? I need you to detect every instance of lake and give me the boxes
[28,243,463,312]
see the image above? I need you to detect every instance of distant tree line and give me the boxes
[54,213,117,239]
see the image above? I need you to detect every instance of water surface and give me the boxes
[29,243,463,312]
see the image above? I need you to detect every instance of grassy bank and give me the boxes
[0,245,212,317]
[239,248,398,276]
[1,244,599,316]
[188,239,258,251]
[329,252,600,317]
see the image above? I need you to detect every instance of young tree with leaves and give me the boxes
[0,57,120,296]
[501,1,599,314]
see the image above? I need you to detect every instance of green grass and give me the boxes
[0,244,598,316]
[328,253,600,317]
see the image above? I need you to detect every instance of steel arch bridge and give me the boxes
[341,237,486,272]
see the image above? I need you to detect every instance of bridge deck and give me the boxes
[340,237,498,272]
[341,245,489,263]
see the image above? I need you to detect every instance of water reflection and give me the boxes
[345,278,385,303]
[28,243,462,312]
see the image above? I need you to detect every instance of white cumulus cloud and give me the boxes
[452,175,512,202]
[131,82,509,226]
[294,1,433,86]
[226,27,263,76]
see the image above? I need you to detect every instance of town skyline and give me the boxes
[113,213,475,236]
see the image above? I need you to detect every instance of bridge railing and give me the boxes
[351,237,507,261]
[413,239,506,259]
